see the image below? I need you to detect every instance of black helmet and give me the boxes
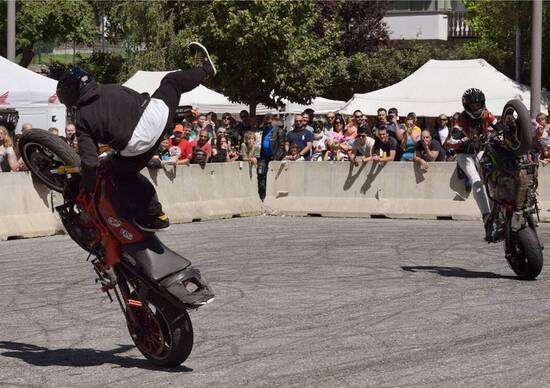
[462,88,486,119]
[56,67,95,108]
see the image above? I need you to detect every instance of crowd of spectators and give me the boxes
[4,106,550,201]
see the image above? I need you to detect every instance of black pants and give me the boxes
[111,68,206,220]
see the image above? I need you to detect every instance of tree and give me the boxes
[193,0,340,115]
[315,0,389,56]
[0,0,96,67]
[463,0,550,89]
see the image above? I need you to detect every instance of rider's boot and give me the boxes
[135,213,170,233]
[189,42,217,78]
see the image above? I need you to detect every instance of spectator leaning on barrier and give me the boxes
[240,131,260,165]
[147,136,171,168]
[0,125,18,172]
[350,132,375,166]
[285,114,313,161]
[413,130,445,171]
[373,125,398,162]
[324,116,346,161]
[167,124,192,165]
[191,128,213,161]
[13,134,27,171]
[283,143,303,161]
[311,120,327,161]
[534,112,549,145]
[398,116,421,161]
[211,132,234,163]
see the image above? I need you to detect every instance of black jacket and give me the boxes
[260,125,286,161]
[75,83,150,171]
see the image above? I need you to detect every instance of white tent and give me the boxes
[123,70,275,114]
[339,59,547,117]
[282,97,345,114]
[0,56,66,133]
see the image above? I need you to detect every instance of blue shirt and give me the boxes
[261,127,274,159]
[287,128,314,160]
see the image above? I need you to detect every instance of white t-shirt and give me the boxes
[0,146,15,171]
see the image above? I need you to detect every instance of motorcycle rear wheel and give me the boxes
[127,292,193,367]
[501,100,532,157]
[19,129,80,192]
[508,226,543,280]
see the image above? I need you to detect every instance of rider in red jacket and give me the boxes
[447,88,495,234]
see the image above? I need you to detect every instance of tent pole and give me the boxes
[530,0,542,118]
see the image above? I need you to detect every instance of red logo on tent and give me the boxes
[48,94,58,104]
[0,91,9,105]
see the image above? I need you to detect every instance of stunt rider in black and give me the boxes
[56,43,216,232]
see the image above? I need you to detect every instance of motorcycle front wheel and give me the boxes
[508,226,543,280]
[19,129,80,192]
[126,291,194,367]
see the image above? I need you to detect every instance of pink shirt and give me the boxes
[191,139,213,159]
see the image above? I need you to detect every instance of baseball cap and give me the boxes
[173,124,184,133]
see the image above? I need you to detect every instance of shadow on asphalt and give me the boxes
[401,265,517,280]
[0,341,193,372]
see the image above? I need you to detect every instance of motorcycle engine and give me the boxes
[493,173,516,202]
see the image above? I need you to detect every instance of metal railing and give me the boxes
[448,11,475,39]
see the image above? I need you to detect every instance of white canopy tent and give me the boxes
[0,56,66,134]
[123,70,275,114]
[282,97,345,114]
[339,59,548,117]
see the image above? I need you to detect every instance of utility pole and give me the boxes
[530,0,542,118]
[7,0,16,62]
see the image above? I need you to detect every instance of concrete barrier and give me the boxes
[264,161,550,221]
[0,172,61,240]
[0,162,263,240]
[142,162,262,223]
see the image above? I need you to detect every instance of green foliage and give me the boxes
[0,0,96,67]
[196,0,340,114]
[324,41,476,100]
[463,0,550,88]
[77,52,126,84]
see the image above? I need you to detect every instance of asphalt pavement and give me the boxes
[1,216,550,387]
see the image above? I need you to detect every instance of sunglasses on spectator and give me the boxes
[223,117,230,120]
[327,116,335,120]
[354,115,363,119]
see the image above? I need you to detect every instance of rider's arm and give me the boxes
[445,126,468,150]
[76,127,98,192]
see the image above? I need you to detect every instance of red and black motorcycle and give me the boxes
[19,130,214,367]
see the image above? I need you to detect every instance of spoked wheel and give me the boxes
[19,129,80,192]
[507,227,544,280]
[126,291,193,367]
[501,100,532,157]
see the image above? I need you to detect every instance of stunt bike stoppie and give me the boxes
[448,88,543,280]
[18,42,217,367]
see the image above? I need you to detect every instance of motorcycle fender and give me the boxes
[122,236,192,281]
